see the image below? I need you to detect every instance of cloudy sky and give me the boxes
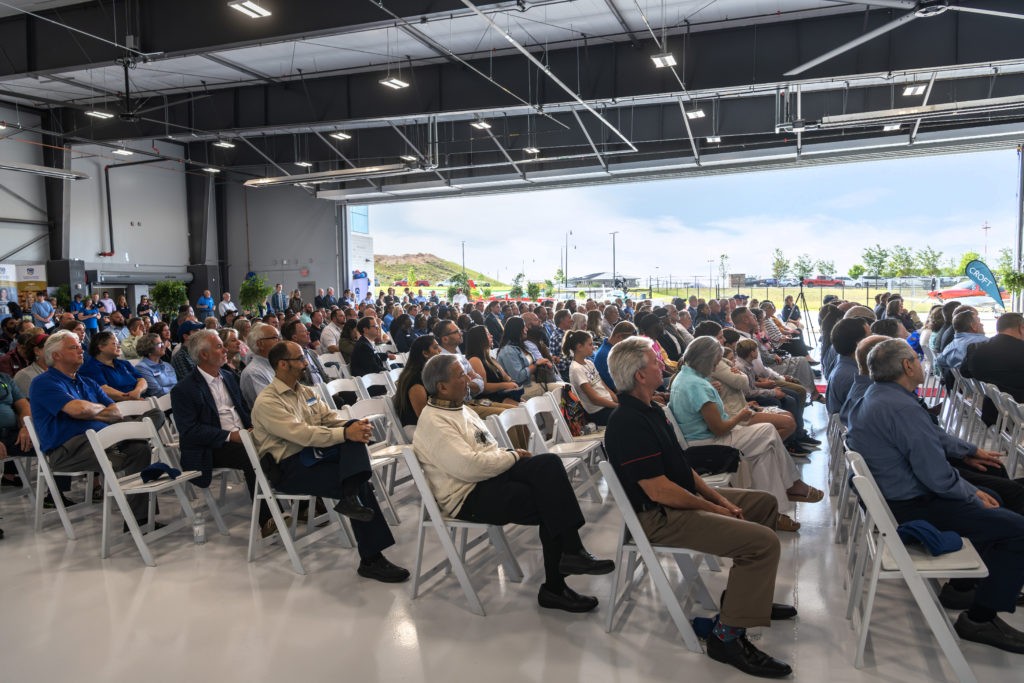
[370,147,1021,284]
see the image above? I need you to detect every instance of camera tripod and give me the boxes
[793,283,818,349]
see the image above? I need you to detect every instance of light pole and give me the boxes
[461,241,466,277]
[610,231,618,292]
[707,259,714,290]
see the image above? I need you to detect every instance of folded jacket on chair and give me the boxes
[896,519,963,556]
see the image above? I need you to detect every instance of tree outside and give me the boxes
[886,245,917,276]
[793,254,815,279]
[770,249,789,280]
[861,244,889,277]
[815,259,836,277]
[915,245,944,275]
[848,264,865,279]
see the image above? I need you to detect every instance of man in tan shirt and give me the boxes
[251,340,408,583]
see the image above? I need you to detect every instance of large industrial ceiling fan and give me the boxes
[785,0,1024,76]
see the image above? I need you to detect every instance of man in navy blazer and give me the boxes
[171,329,270,527]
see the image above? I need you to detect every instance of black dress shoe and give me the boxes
[357,554,410,583]
[537,584,599,613]
[1,475,23,487]
[721,591,797,620]
[558,549,615,576]
[954,612,1024,654]
[799,435,821,446]
[43,493,78,509]
[334,495,374,523]
[707,634,793,678]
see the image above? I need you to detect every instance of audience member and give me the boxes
[196,290,215,320]
[240,323,280,408]
[825,318,871,415]
[252,340,408,582]
[120,318,146,359]
[281,319,328,386]
[79,331,147,402]
[349,317,394,378]
[412,354,613,613]
[134,334,177,398]
[392,335,442,426]
[935,308,986,386]
[216,292,238,322]
[594,321,636,392]
[172,321,204,380]
[12,333,47,397]
[319,309,346,355]
[603,336,794,677]
[564,330,617,425]
[464,326,522,404]
[497,317,553,400]
[961,312,1024,425]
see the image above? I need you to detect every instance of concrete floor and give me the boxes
[1,403,1020,683]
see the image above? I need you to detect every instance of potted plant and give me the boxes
[239,274,273,316]
[150,280,189,322]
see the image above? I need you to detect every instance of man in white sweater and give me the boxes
[412,354,614,613]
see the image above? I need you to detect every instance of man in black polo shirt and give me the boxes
[604,336,793,679]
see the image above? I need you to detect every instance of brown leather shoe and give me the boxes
[776,514,801,532]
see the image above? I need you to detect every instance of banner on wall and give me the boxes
[15,264,48,312]
[0,263,17,322]
[352,276,370,303]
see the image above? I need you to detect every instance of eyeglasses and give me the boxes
[260,336,279,343]
[280,356,305,362]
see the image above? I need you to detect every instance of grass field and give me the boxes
[638,285,950,314]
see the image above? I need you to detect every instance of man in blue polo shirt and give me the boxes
[30,291,55,330]
[30,330,151,523]
[594,320,636,391]
[195,289,215,320]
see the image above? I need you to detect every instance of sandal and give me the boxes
[788,486,824,504]
[776,514,801,532]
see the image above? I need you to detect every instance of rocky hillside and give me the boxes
[374,253,507,288]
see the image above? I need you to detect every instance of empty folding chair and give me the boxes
[25,417,97,540]
[486,407,600,503]
[319,352,352,380]
[401,446,523,616]
[86,418,204,566]
[358,371,394,399]
[239,430,355,575]
[598,461,717,652]
[847,461,988,683]
[318,377,369,408]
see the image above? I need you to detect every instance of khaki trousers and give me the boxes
[637,488,781,628]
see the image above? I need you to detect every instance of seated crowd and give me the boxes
[7,281,1022,676]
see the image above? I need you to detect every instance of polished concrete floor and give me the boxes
[2,404,1021,683]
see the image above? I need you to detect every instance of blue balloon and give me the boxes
[965,259,1004,310]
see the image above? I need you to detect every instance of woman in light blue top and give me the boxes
[668,337,819,528]
[496,316,552,400]
[134,333,177,398]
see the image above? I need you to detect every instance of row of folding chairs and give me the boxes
[942,369,1024,476]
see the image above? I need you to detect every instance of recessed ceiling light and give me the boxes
[228,1,271,18]
[213,140,235,148]
[470,120,491,130]
[706,136,721,143]
[399,155,417,162]
[330,132,351,141]
[294,161,313,168]
[85,110,114,119]
[685,109,705,120]
[523,146,540,154]
[902,85,926,96]
[112,149,133,156]
[651,53,676,68]
[379,76,409,89]
[203,167,221,173]
[883,123,902,132]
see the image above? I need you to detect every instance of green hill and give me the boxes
[375,253,508,288]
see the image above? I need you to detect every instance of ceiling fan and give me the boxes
[785,0,1024,76]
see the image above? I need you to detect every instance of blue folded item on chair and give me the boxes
[896,519,963,556]
[692,615,717,639]
[140,462,181,483]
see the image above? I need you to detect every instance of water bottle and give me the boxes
[192,510,206,546]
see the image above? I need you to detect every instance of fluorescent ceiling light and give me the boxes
[685,109,705,120]
[244,163,422,188]
[651,53,676,68]
[85,110,114,119]
[112,149,133,156]
[330,132,352,141]
[903,85,926,96]
[203,168,221,173]
[0,159,89,181]
[379,76,409,89]
[294,161,313,168]
[399,155,417,162]
[706,136,721,143]
[523,146,540,154]
[228,1,271,18]
[213,140,235,148]
[470,120,491,130]
[883,123,902,132]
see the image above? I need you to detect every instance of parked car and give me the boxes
[393,279,408,286]
[414,280,430,287]
[853,276,885,288]
[779,277,801,287]
[927,279,1010,302]
[756,278,779,286]
[834,276,856,287]
[803,275,842,286]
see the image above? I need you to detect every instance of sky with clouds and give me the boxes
[369,147,1021,284]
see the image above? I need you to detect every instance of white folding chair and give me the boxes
[998,394,1024,478]
[319,352,352,379]
[116,399,154,417]
[127,358,143,367]
[317,377,369,408]
[847,459,988,683]
[25,417,96,540]
[358,371,395,398]
[486,408,600,503]
[86,418,203,566]
[387,367,403,390]
[340,398,404,525]
[826,412,848,497]
[401,446,523,616]
[598,461,717,652]
[239,430,355,575]
[661,405,731,488]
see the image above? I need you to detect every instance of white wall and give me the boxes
[69,140,188,272]
[350,233,375,286]
[0,103,48,263]
[223,179,341,296]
